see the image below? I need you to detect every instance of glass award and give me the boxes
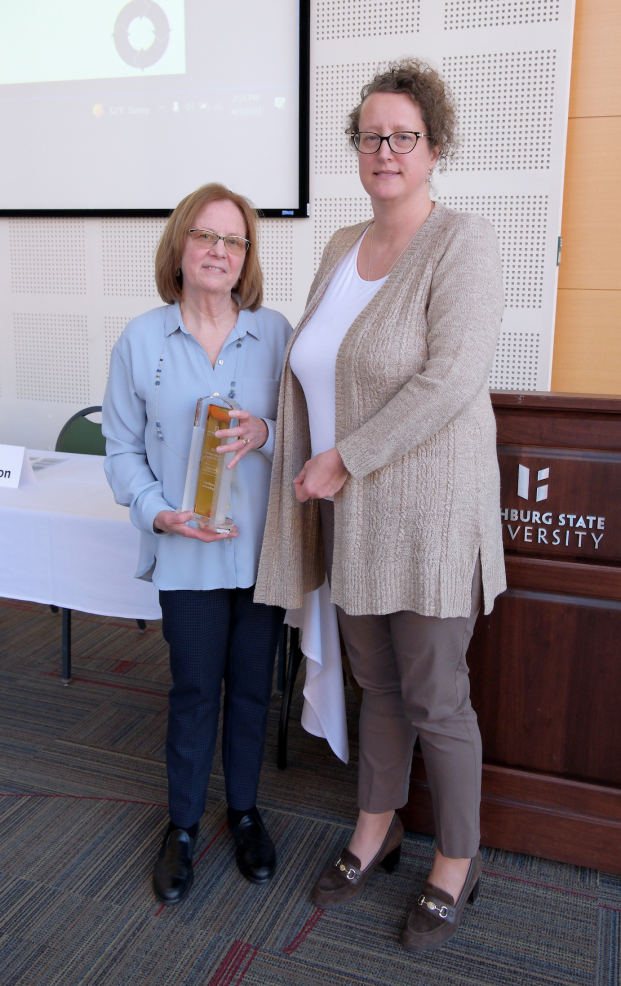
[181,395,240,533]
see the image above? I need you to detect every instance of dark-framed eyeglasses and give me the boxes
[189,228,251,256]
[352,131,430,154]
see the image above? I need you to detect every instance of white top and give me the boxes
[289,230,387,458]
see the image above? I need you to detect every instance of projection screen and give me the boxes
[0,0,309,216]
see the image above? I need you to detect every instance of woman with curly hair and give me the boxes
[255,59,505,949]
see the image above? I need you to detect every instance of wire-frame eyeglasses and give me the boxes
[189,229,251,256]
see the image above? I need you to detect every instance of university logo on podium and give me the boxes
[517,464,549,502]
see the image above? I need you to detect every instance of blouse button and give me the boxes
[218,359,224,365]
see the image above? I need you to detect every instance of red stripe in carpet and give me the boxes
[193,820,229,868]
[482,867,599,900]
[0,598,159,631]
[0,791,167,807]
[233,944,260,985]
[111,660,137,675]
[47,651,168,667]
[208,941,259,986]
[284,908,325,955]
[39,671,168,698]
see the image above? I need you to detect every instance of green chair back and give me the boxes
[55,406,106,456]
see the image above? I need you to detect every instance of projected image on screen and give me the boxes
[0,0,301,212]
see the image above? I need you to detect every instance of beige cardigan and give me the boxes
[254,202,506,618]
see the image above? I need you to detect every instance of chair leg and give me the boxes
[277,627,303,770]
[136,619,147,632]
[276,624,287,693]
[61,608,72,685]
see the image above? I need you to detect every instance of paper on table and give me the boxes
[29,456,68,471]
[285,578,349,764]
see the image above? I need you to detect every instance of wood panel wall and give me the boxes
[552,0,621,394]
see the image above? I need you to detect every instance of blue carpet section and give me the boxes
[0,598,620,985]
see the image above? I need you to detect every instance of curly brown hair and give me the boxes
[347,59,458,169]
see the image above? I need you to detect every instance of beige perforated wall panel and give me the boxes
[443,50,556,171]
[317,1,420,39]
[0,1,575,448]
[14,313,90,404]
[102,219,167,298]
[257,219,294,304]
[488,330,540,391]
[444,1,560,31]
[9,219,86,296]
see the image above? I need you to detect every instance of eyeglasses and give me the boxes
[188,228,251,256]
[352,131,430,154]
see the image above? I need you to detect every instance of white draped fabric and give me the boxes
[285,578,349,764]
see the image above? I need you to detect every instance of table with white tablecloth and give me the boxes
[0,451,161,620]
[0,450,161,682]
[0,450,349,759]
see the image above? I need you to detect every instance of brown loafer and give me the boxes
[312,813,404,908]
[401,851,483,951]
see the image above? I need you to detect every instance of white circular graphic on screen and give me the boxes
[127,16,156,51]
[113,0,171,69]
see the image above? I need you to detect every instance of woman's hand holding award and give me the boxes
[181,396,240,533]
[153,396,268,542]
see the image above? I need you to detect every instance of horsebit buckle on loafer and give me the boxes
[417,894,452,920]
[335,856,358,880]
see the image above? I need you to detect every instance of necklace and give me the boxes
[154,321,243,459]
[366,219,424,281]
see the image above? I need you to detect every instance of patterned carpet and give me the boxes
[0,597,619,986]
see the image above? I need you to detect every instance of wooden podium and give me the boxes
[399,392,621,873]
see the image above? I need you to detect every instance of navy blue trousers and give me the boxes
[159,587,284,829]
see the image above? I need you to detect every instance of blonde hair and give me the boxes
[155,183,263,310]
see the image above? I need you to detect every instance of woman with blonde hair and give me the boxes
[255,61,505,949]
[103,183,291,904]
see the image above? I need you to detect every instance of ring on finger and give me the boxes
[242,437,250,445]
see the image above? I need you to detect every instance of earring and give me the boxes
[175,267,181,276]
[427,170,434,182]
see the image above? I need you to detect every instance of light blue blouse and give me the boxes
[102,301,292,591]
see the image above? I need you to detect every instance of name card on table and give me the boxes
[0,445,37,488]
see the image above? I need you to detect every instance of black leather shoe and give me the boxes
[230,811,276,884]
[153,826,197,904]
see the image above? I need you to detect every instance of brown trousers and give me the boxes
[320,500,482,859]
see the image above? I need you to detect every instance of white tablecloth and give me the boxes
[286,579,349,764]
[0,450,161,620]
[0,449,349,758]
